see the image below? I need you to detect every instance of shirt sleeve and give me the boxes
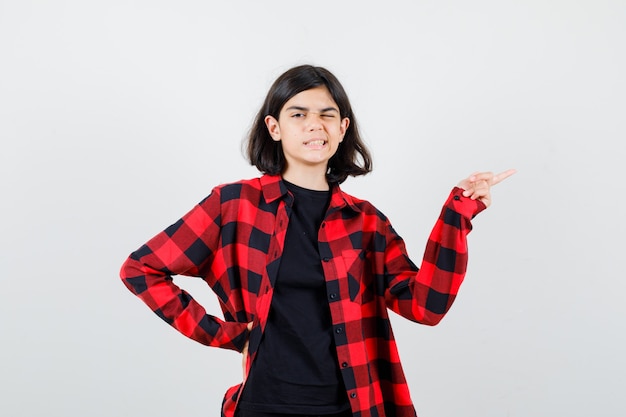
[384,187,486,325]
[119,188,249,352]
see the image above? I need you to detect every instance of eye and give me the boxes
[321,113,335,118]
[291,113,305,118]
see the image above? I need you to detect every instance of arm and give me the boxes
[385,169,516,324]
[119,189,249,352]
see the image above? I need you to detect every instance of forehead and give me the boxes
[281,86,338,111]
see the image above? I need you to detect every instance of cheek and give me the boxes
[328,123,344,135]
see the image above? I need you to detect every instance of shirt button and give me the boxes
[335,327,343,334]
[341,362,348,368]
[329,293,337,300]
[350,392,357,398]
[454,195,460,200]
[323,257,330,262]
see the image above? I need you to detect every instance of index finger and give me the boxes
[492,169,517,186]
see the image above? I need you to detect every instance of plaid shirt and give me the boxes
[120,174,485,417]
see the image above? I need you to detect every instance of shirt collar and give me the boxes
[259,174,361,213]
[259,174,287,204]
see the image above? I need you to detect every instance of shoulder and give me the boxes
[198,176,265,206]
[335,186,389,222]
[212,176,263,190]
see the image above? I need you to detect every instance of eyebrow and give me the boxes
[284,105,339,113]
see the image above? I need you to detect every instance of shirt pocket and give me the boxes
[341,249,373,303]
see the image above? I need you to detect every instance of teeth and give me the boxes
[306,140,325,146]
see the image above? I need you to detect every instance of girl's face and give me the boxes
[265,86,349,178]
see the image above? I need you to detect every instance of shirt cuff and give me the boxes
[223,321,251,352]
[449,187,487,219]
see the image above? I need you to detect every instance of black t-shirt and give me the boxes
[238,181,349,415]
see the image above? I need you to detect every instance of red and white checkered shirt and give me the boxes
[120,174,486,417]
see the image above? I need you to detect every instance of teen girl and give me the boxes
[120,64,515,417]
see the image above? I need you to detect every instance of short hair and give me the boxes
[246,64,372,184]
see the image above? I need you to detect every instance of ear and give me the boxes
[339,117,350,142]
[264,115,281,142]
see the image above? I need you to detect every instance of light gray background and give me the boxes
[1,1,624,416]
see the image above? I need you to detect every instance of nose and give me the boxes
[306,113,323,130]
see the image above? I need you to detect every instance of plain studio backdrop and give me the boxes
[1,1,624,416]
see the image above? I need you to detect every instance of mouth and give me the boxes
[303,139,327,148]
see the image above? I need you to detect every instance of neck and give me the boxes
[282,166,329,191]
